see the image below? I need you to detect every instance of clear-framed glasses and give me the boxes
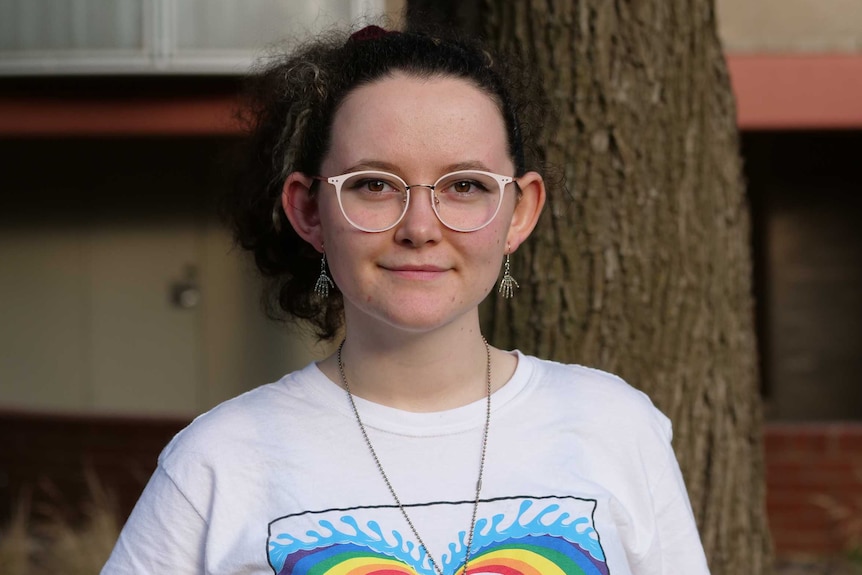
[314,170,514,233]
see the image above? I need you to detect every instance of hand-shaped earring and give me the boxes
[498,252,519,299]
[314,252,335,298]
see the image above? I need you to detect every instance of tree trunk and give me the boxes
[480,1,772,573]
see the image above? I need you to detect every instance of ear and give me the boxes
[506,171,546,252]
[282,172,324,252]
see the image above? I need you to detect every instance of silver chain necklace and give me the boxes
[337,338,491,575]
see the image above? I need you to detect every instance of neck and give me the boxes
[320,319,501,412]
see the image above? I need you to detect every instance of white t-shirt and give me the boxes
[102,352,710,574]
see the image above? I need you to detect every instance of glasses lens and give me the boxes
[337,171,407,232]
[433,171,504,231]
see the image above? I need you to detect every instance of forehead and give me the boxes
[325,72,512,173]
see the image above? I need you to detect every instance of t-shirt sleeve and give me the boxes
[101,465,207,574]
[642,421,712,575]
[538,359,712,574]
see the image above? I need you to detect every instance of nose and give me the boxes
[393,185,443,246]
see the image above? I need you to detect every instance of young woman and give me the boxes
[103,25,710,575]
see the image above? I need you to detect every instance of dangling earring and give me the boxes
[314,252,335,298]
[498,252,519,299]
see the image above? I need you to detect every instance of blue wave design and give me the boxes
[468,500,605,562]
[268,498,605,574]
[269,516,438,574]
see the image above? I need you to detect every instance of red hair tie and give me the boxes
[348,25,395,43]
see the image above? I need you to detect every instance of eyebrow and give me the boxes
[341,159,494,175]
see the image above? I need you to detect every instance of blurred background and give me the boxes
[0,0,860,572]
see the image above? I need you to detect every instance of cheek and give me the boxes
[481,221,511,255]
[460,229,507,285]
[322,228,379,292]
[319,205,356,254]
[318,193,347,227]
[475,226,507,257]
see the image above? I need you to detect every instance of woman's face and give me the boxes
[289,72,543,337]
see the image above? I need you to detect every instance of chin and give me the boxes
[355,304,466,334]
[380,312,460,333]
[344,288,488,334]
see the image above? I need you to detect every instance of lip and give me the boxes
[381,263,449,279]
[385,264,447,272]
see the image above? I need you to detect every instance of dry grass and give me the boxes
[0,472,120,575]
[811,462,862,575]
[0,496,33,575]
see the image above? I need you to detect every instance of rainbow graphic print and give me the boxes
[267,495,609,575]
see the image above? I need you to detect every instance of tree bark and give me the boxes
[479,1,772,573]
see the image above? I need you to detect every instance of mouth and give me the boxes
[382,264,449,279]
[385,264,447,272]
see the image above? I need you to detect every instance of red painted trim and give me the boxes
[0,94,242,137]
[727,53,862,130]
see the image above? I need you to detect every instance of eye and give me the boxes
[448,179,490,195]
[365,180,388,192]
[452,181,475,194]
[348,178,399,194]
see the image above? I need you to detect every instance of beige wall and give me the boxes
[385,0,405,25]
[717,0,862,53]
[0,139,326,417]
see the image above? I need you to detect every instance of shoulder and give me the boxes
[517,353,672,441]
[520,353,650,404]
[157,362,328,467]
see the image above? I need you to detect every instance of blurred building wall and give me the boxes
[0,138,327,417]
[717,0,862,53]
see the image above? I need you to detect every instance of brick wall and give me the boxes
[765,423,862,557]
[0,409,187,525]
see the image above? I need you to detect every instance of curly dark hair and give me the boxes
[225,23,550,341]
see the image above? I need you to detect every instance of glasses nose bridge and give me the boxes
[403,182,440,206]
[404,182,437,194]
[398,180,443,230]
